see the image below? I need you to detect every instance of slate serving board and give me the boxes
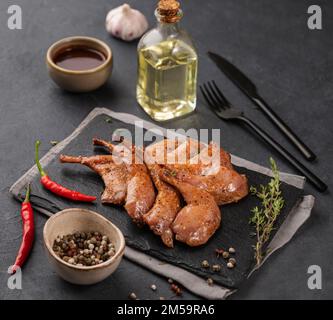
[14,114,303,289]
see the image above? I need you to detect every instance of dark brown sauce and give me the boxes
[54,47,106,71]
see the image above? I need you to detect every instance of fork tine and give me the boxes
[200,85,215,109]
[201,84,217,107]
[212,80,230,108]
[203,83,220,108]
[207,81,226,109]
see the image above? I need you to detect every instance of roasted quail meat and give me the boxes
[116,138,182,248]
[147,139,248,205]
[143,163,181,248]
[160,168,221,247]
[60,139,155,225]
[164,162,248,205]
[60,136,248,248]
[93,138,155,225]
[59,154,127,204]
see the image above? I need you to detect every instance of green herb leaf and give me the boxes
[170,171,177,177]
[249,158,285,266]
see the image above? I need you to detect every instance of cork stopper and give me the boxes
[157,0,182,23]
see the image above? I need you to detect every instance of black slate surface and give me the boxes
[0,0,332,300]
[14,114,303,289]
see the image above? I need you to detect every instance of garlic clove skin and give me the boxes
[106,4,149,42]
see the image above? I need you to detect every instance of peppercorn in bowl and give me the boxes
[43,208,125,285]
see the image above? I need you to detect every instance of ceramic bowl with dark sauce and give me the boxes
[46,36,113,92]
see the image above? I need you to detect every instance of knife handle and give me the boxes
[253,96,316,161]
[239,116,327,192]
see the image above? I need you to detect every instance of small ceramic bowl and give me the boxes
[46,36,113,92]
[43,208,125,285]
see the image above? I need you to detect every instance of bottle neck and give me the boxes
[157,20,180,35]
[155,8,182,35]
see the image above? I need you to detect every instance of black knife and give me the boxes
[208,51,316,162]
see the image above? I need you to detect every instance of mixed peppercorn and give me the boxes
[52,231,115,266]
[127,247,238,299]
[201,247,237,277]
[129,278,183,300]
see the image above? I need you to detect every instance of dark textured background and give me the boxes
[0,0,332,300]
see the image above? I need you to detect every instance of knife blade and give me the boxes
[208,52,259,99]
[207,51,316,162]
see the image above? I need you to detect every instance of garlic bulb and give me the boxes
[106,4,148,41]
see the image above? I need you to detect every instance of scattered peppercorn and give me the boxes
[52,231,115,267]
[129,292,137,300]
[228,258,236,265]
[150,284,157,291]
[212,264,221,272]
[222,251,229,259]
[50,140,59,146]
[215,248,224,257]
[228,247,236,254]
[227,262,234,269]
[201,260,210,268]
[207,278,214,286]
[170,283,182,296]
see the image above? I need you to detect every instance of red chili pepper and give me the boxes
[12,184,34,273]
[35,140,96,202]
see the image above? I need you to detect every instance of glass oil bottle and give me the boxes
[137,0,198,121]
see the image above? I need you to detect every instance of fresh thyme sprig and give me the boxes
[250,157,285,266]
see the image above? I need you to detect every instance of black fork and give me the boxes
[200,81,327,192]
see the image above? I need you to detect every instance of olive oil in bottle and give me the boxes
[137,0,198,121]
